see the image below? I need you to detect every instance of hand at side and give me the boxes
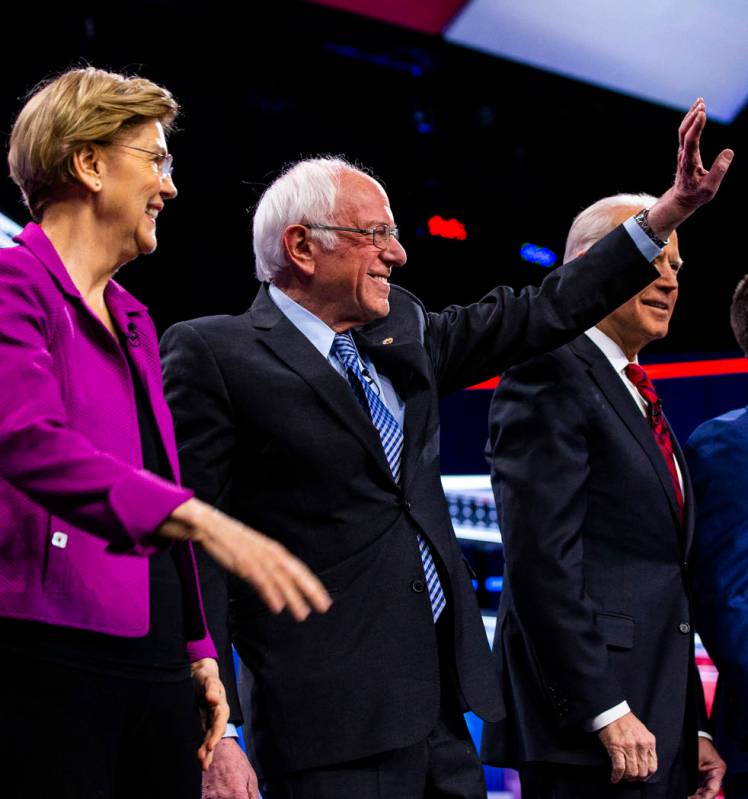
[202,738,259,799]
[598,711,657,783]
[689,737,726,799]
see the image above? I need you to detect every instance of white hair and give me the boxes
[252,156,371,283]
[563,193,657,264]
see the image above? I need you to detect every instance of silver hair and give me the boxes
[252,156,372,283]
[563,193,657,264]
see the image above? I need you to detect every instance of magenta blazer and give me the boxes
[0,223,215,662]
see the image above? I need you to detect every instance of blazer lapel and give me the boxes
[353,326,434,491]
[105,284,184,482]
[249,286,395,483]
[570,336,682,525]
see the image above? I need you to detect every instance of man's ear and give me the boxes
[282,224,317,278]
[70,144,104,194]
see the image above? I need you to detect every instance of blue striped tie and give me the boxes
[332,332,446,622]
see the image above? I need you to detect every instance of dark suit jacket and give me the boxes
[687,407,748,775]
[481,334,707,787]
[160,226,653,774]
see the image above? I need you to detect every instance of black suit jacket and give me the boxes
[160,226,653,774]
[481,334,707,788]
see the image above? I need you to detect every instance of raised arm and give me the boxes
[426,99,733,395]
[647,98,734,239]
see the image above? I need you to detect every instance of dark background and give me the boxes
[0,0,743,358]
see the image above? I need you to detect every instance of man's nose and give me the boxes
[383,235,407,268]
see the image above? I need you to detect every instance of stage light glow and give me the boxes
[468,357,748,390]
[445,0,748,123]
[520,242,557,268]
[0,211,22,249]
[428,215,467,240]
[322,41,424,76]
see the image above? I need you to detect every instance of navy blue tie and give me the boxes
[332,332,446,621]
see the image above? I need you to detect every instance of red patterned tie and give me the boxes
[624,363,684,521]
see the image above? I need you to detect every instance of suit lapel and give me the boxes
[249,286,395,483]
[570,336,682,526]
[353,326,433,491]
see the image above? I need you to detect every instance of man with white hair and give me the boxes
[161,101,731,798]
[481,193,726,798]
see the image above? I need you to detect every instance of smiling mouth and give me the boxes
[642,299,669,311]
[369,274,389,284]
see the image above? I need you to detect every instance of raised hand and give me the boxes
[648,98,734,237]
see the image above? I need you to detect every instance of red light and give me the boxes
[428,215,467,241]
[467,357,748,390]
[644,358,748,379]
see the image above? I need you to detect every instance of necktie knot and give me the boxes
[624,362,658,407]
[332,332,360,371]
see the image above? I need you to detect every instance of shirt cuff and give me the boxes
[622,216,663,263]
[223,723,239,739]
[585,700,631,732]
[698,730,713,741]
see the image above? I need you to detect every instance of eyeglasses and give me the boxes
[304,223,399,250]
[114,144,174,179]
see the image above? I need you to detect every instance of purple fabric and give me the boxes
[0,223,215,660]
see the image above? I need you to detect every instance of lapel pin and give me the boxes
[382,337,394,345]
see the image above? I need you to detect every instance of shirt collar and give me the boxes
[268,283,337,360]
[584,325,638,375]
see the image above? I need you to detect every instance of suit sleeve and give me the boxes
[161,321,243,726]
[490,353,627,727]
[425,225,652,395]
[0,250,191,552]
[686,421,748,739]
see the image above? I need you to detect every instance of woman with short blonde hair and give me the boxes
[10,67,178,220]
[0,66,329,799]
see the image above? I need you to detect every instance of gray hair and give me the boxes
[563,193,657,264]
[252,156,370,283]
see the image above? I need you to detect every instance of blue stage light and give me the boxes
[520,242,557,268]
[322,42,424,76]
[485,576,504,593]
[0,211,22,249]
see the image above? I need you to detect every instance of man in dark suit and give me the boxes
[481,193,727,798]
[686,275,748,798]
[161,102,731,799]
